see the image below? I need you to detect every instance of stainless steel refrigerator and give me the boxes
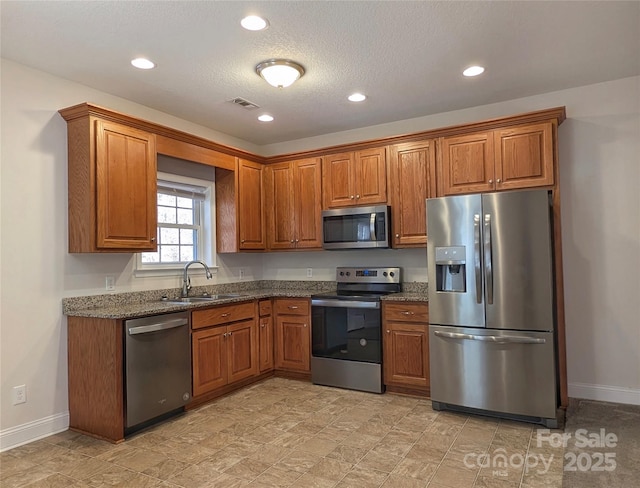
[427,189,558,427]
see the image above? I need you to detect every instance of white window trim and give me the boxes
[134,172,217,278]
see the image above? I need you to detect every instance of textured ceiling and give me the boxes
[1,1,639,146]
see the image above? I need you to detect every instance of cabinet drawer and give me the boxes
[383,302,429,323]
[192,301,255,329]
[275,298,310,316]
[259,299,272,317]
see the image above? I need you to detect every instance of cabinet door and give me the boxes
[226,319,258,384]
[439,132,495,196]
[383,322,429,389]
[237,159,266,250]
[322,152,356,208]
[294,158,323,249]
[389,141,436,247]
[275,315,310,372]
[355,147,387,205]
[267,162,295,249]
[494,122,554,191]
[259,316,274,372]
[95,120,157,250]
[192,327,227,396]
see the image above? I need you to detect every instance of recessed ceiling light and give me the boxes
[241,15,269,31]
[131,58,156,70]
[348,93,367,102]
[463,65,485,77]
[258,114,274,122]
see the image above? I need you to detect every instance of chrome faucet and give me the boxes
[182,260,213,297]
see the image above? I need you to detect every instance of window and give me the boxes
[136,172,215,275]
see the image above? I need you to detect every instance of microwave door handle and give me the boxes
[474,214,482,304]
[369,213,377,241]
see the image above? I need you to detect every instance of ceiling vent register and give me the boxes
[228,97,260,110]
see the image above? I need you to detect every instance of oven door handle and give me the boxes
[311,299,380,309]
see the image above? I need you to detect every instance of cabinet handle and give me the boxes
[356,194,360,199]
[223,332,227,337]
[303,324,307,327]
[295,239,299,243]
[488,179,493,184]
[350,195,355,199]
[496,178,501,183]
[290,239,295,243]
[386,329,390,334]
[288,306,299,310]
[401,311,414,315]
[260,323,265,328]
[395,234,400,238]
[150,237,156,242]
[221,313,230,318]
[228,331,232,336]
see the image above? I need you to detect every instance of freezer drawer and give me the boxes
[429,325,557,420]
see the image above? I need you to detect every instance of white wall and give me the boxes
[1,58,638,449]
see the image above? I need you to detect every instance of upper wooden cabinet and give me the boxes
[438,122,555,196]
[60,109,157,252]
[216,158,266,252]
[322,147,388,208]
[389,140,437,248]
[266,158,322,250]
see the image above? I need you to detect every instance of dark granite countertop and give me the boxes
[63,280,428,320]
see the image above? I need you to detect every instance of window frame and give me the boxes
[135,172,216,277]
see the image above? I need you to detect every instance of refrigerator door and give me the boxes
[429,325,557,419]
[482,190,554,331]
[427,194,485,327]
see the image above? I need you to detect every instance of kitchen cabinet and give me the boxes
[216,158,267,252]
[191,302,258,397]
[382,302,430,393]
[59,105,157,252]
[266,158,322,250]
[258,299,274,372]
[274,298,311,373]
[389,140,437,248]
[438,122,554,196]
[322,147,387,208]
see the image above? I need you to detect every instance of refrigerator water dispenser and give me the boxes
[435,246,466,292]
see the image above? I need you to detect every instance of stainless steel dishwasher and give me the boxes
[125,311,191,430]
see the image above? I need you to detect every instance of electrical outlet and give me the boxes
[12,385,26,405]
[105,276,115,291]
[239,269,245,280]
[307,268,313,278]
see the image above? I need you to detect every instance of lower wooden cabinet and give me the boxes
[258,299,274,373]
[274,298,311,373]
[191,304,258,398]
[382,302,430,393]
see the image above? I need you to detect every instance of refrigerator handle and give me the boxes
[484,213,493,305]
[434,330,546,344]
[474,214,482,304]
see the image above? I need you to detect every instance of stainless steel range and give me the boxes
[311,267,401,393]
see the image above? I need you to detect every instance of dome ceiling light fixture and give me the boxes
[256,59,305,88]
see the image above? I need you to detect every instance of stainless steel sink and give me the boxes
[160,293,246,304]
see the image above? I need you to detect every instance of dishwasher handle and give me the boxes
[128,317,189,335]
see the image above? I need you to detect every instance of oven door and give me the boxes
[311,299,382,363]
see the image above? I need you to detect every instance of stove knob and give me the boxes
[339,271,344,276]
[383,272,388,277]
[346,271,351,276]
[390,271,395,277]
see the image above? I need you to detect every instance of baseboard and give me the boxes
[568,382,640,406]
[0,412,69,452]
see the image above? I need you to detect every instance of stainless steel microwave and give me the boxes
[322,205,391,250]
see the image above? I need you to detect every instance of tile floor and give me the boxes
[1,378,637,487]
